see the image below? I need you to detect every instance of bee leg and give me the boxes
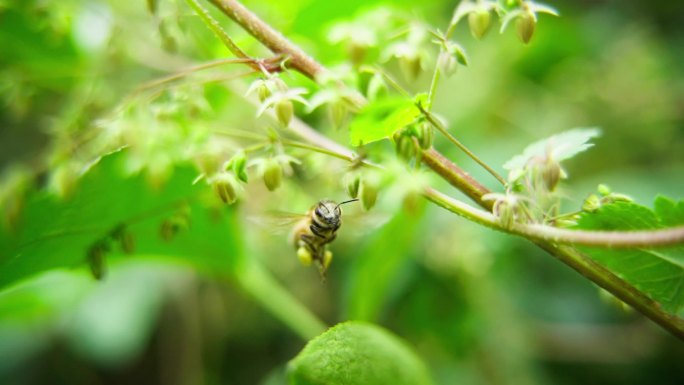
[297,247,313,266]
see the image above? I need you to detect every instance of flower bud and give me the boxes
[344,172,361,199]
[437,50,458,78]
[417,122,433,149]
[246,79,272,102]
[468,9,491,39]
[262,158,283,191]
[360,178,378,211]
[516,11,536,44]
[211,172,240,204]
[275,99,293,127]
[394,132,416,161]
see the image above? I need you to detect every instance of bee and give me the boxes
[291,199,358,278]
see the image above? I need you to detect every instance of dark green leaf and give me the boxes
[575,198,684,313]
[288,321,433,385]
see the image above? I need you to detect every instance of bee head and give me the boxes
[316,200,342,226]
[314,199,358,227]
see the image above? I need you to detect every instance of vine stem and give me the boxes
[423,187,684,248]
[203,0,684,340]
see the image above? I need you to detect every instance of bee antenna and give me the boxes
[335,199,359,209]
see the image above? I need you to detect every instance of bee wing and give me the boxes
[338,210,391,236]
[246,210,308,235]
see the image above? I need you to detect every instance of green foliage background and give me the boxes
[1,0,684,384]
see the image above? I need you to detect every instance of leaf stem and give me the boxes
[281,140,382,169]
[426,60,441,110]
[418,104,507,185]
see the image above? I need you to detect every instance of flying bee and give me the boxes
[291,199,358,278]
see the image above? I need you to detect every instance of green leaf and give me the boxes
[287,321,433,385]
[349,96,421,146]
[575,197,684,314]
[0,151,223,289]
[503,128,601,171]
[654,195,684,227]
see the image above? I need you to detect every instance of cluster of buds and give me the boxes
[482,192,529,228]
[84,224,137,280]
[393,121,434,160]
[582,184,633,213]
[526,153,565,192]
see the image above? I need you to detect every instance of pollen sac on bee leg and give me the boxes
[323,250,333,271]
[297,247,313,266]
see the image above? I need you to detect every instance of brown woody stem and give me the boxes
[207,0,326,80]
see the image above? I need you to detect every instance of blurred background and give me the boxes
[1,0,684,384]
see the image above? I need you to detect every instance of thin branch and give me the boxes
[134,58,258,93]
[418,104,507,185]
[207,0,325,80]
